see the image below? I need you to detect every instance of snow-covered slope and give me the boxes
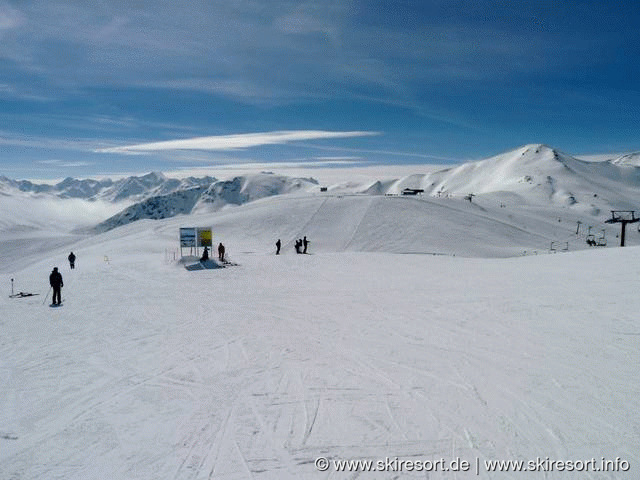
[1,206,638,479]
[180,193,562,257]
[2,148,639,477]
[93,187,209,233]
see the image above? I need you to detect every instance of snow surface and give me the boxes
[1,146,639,478]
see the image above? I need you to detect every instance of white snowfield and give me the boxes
[1,148,639,479]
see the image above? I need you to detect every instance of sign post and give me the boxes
[179,227,197,257]
[180,227,213,258]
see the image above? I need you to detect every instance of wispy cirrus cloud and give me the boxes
[36,159,93,168]
[2,1,608,107]
[99,130,380,154]
[0,1,23,34]
[292,142,461,162]
[0,130,115,151]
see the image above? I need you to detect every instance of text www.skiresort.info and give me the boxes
[314,456,631,474]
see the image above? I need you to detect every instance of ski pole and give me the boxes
[42,286,51,305]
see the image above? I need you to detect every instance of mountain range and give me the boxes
[0,172,216,203]
[2,144,640,236]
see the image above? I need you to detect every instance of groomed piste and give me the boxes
[1,146,639,478]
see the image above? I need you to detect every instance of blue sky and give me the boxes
[1,0,639,179]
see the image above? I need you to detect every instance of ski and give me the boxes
[9,292,39,298]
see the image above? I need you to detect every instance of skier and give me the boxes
[49,267,64,306]
[218,242,225,262]
[275,239,281,255]
[303,236,309,254]
[200,246,209,261]
[68,252,76,269]
[295,239,301,254]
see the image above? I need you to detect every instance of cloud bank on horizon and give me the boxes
[1,0,639,179]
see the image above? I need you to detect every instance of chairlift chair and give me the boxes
[596,230,607,246]
[585,234,596,246]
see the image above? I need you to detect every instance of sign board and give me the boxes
[180,228,196,247]
[197,228,212,247]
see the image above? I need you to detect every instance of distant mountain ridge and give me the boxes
[0,172,217,202]
[94,173,319,232]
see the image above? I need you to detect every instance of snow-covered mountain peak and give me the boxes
[406,143,583,197]
[610,152,640,166]
[480,143,578,172]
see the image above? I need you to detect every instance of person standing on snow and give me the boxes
[200,246,209,262]
[303,236,309,254]
[68,252,76,269]
[275,239,281,255]
[218,242,225,262]
[49,267,64,305]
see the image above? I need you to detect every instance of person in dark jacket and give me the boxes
[303,236,309,254]
[68,252,76,269]
[218,242,225,262]
[200,246,209,262]
[275,239,281,255]
[49,267,64,305]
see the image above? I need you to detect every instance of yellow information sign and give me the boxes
[197,228,212,247]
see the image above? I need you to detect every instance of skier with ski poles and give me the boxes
[49,267,64,306]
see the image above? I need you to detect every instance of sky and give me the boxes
[1,0,639,179]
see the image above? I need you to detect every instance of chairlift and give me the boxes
[596,229,607,247]
[585,233,596,246]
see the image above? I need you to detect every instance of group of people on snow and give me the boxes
[274,236,311,255]
[48,235,313,306]
[200,243,225,262]
[294,236,310,254]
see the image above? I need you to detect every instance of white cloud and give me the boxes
[37,159,93,167]
[99,130,380,154]
[177,160,358,171]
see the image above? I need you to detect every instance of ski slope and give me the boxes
[1,188,639,479]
